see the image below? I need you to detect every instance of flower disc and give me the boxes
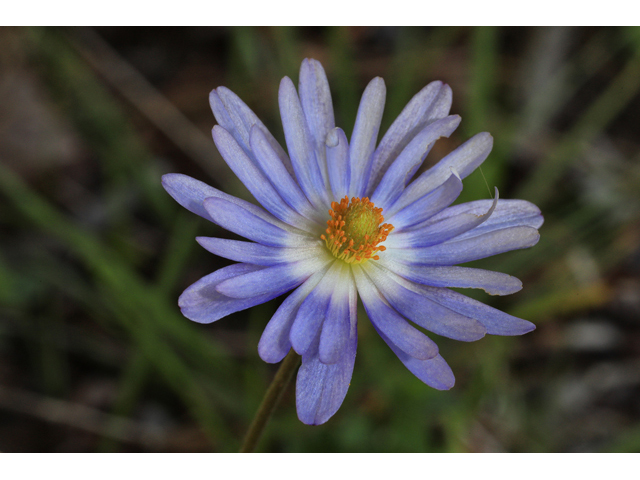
[321,196,394,264]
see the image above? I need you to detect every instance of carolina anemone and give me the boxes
[162,58,542,425]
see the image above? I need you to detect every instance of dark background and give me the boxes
[1,26,640,452]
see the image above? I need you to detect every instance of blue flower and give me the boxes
[162,58,543,425]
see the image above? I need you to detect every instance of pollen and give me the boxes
[321,196,394,264]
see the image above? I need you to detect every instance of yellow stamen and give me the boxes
[320,196,394,264]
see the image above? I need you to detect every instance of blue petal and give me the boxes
[364,263,487,341]
[371,115,461,209]
[210,87,293,175]
[375,326,455,390]
[196,237,322,266]
[289,260,344,355]
[279,76,330,208]
[299,58,334,188]
[290,289,329,356]
[258,267,330,363]
[161,173,234,223]
[348,77,386,197]
[203,197,313,247]
[438,199,544,241]
[424,82,454,120]
[296,306,357,425]
[414,284,536,336]
[387,188,499,248]
[179,264,274,324]
[388,132,493,216]
[390,226,541,266]
[325,127,350,200]
[377,259,523,296]
[212,126,317,231]
[385,174,462,233]
[353,265,438,360]
[366,81,452,196]
[209,88,251,154]
[318,270,355,364]
[216,256,331,299]
[163,172,305,236]
[249,125,322,224]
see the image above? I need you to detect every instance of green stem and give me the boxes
[239,349,301,453]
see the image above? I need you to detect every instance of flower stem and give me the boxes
[239,349,301,453]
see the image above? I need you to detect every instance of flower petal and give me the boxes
[258,266,330,363]
[196,237,323,266]
[366,81,452,196]
[289,260,345,356]
[163,172,305,236]
[377,259,523,296]
[371,115,461,209]
[203,197,313,248]
[387,132,493,217]
[387,188,499,248]
[216,256,332,299]
[296,304,357,425]
[161,173,236,223]
[212,126,317,231]
[353,265,438,360]
[279,76,330,208]
[416,285,536,336]
[375,327,455,390]
[299,58,334,187]
[384,172,462,233]
[389,226,541,266]
[433,199,544,241]
[325,127,350,200]
[318,269,356,364]
[210,87,293,174]
[424,82,454,120]
[349,77,386,197]
[178,264,273,324]
[249,125,323,225]
[364,263,487,341]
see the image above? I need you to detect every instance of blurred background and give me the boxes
[1,26,640,452]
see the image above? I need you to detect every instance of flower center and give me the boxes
[321,196,394,264]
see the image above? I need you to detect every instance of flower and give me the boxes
[162,58,543,425]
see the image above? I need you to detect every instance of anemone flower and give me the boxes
[162,58,542,426]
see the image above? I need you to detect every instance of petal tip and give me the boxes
[325,128,340,148]
[438,377,456,391]
[160,173,174,189]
